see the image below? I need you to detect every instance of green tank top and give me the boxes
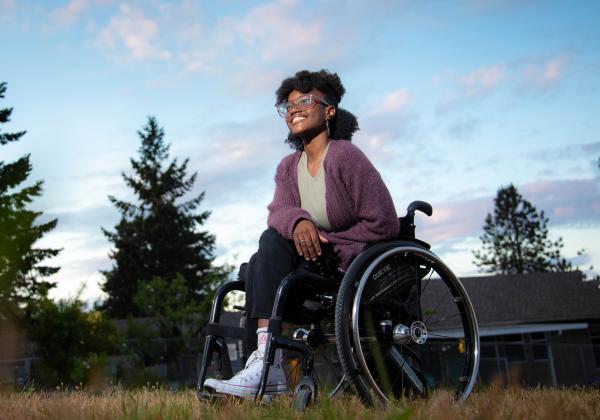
[297,143,332,231]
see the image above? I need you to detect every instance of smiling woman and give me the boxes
[202,69,399,398]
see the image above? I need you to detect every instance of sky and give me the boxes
[1,0,599,304]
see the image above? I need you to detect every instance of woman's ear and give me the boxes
[326,105,336,120]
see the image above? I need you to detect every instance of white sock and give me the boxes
[256,327,283,366]
[257,327,268,354]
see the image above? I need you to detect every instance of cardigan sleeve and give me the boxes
[267,156,312,240]
[323,145,399,253]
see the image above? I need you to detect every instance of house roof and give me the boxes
[458,271,600,327]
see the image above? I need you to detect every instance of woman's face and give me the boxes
[284,89,332,138]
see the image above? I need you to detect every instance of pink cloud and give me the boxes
[460,64,505,98]
[42,0,347,82]
[418,196,493,243]
[521,179,600,222]
[438,53,572,114]
[179,50,217,74]
[229,67,284,95]
[417,179,600,245]
[379,89,411,113]
[554,206,574,217]
[234,0,323,61]
[97,4,171,61]
[179,0,335,79]
[436,63,505,113]
[355,109,420,166]
[50,0,87,26]
[520,54,569,91]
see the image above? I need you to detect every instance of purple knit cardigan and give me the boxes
[267,140,399,269]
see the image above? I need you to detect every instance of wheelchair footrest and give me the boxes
[205,323,246,341]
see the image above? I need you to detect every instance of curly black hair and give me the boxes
[276,69,359,151]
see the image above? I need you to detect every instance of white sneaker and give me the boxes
[203,350,288,398]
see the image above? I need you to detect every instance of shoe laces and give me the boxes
[244,350,264,368]
[225,350,264,383]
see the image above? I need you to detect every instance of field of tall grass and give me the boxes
[1,386,599,419]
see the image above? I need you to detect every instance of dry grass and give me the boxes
[0,386,599,420]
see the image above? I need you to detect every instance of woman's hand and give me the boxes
[293,219,328,261]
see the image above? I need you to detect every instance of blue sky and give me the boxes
[2,0,599,303]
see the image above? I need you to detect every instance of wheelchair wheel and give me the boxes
[335,243,480,404]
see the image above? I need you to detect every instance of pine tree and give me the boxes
[101,117,226,318]
[0,82,60,309]
[472,184,572,275]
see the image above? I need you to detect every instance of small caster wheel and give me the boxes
[294,387,312,412]
[294,376,317,413]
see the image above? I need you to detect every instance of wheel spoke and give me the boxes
[426,312,462,327]
[419,269,434,296]
[424,288,451,325]
[426,333,461,341]
[388,346,426,397]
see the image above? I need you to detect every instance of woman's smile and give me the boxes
[286,107,313,129]
[290,115,307,124]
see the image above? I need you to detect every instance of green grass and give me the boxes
[0,387,599,419]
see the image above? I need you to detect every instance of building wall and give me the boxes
[478,328,600,387]
[550,330,586,385]
[550,328,600,386]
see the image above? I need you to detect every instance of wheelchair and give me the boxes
[197,201,480,410]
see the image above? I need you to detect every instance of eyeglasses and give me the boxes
[275,94,331,118]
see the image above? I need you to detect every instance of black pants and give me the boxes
[241,228,339,353]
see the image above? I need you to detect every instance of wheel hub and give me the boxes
[393,321,428,344]
[410,321,427,344]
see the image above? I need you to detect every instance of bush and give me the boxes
[26,298,119,387]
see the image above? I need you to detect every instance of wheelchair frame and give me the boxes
[196,201,480,409]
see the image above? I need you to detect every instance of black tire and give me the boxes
[294,387,312,412]
[335,243,480,404]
